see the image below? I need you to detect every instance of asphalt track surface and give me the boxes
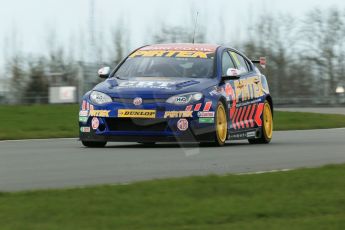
[1,128,345,192]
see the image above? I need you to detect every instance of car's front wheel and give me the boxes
[82,141,107,148]
[199,102,228,147]
[215,101,228,146]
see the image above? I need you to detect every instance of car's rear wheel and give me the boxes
[215,102,228,146]
[82,141,107,148]
[248,101,273,144]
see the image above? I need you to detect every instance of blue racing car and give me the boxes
[79,43,273,147]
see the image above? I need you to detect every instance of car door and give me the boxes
[228,51,263,135]
[220,50,236,129]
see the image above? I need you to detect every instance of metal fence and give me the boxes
[0,62,102,105]
[1,63,345,107]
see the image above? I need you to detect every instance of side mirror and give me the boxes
[98,66,111,79]
[252,57,267,69]
[222,68,242,80]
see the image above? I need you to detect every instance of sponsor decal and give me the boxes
[177,119,189,131]
[198,111,215,118]
[164,111,193,119]
[229,132,247,139]
[246,131,256,138]
[89,110,110,117]
[118,81,177,89]
[234,76,265,103]
[236,98,262,107]
[141,46,215,52]
[79,110,89,116]
[80,127,91,133]
[175,96,189,104]
[79,116,88,123]
[118,109,156,118]
[129,50,213,59]
[230,131,256,139]
[199,118,215,124]
[91,117,99,130]
[133,97,143,106]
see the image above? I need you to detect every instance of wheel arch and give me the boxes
[265,95,274,117]
[218,96,229,119]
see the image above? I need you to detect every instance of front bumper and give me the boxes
[80,128,214,143]
[79,100,216,143]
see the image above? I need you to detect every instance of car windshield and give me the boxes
[114,55,215,79]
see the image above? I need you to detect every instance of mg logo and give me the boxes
[133,97,143,106]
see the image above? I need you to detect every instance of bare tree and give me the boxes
[4,26,27,103]
[24,58,48,104]
[8,55,26,103]
[244,13,313,99]
[111,20,130,66]
[301,8,345,96]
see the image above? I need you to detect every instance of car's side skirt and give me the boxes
[228,128,262,140]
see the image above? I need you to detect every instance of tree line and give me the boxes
[2,7,345,104]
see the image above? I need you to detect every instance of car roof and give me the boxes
[140,43,220,52]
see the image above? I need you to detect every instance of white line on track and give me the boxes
[62,169,298,190]
[0,138,78,143]
[237,168,294,175]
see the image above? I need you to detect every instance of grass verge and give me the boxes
[0,104,345,140]
[274,111,345,131]
[0,104,78,140]
[1,164,345,229]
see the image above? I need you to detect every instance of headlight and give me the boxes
[90,91,112,105]
[166,93,203,105]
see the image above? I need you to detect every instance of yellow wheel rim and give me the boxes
[263,103,273,139]
[216,103,227,143]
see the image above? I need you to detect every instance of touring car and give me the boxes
[79,43,273,147]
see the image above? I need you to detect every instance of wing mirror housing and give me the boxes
[252,57,267,69]
[98,66,111,79]
[222,68,242,80]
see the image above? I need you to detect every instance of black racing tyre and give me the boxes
[199,101,228,147]
[215,101,228,146]
[248,100,273,144]
[82,141,107,148]
[138,142,156,146]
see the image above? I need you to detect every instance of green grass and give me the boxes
[274,111,345,131]
[1,164,345,229]
[0,104,345,140]
[0,104,78,140]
